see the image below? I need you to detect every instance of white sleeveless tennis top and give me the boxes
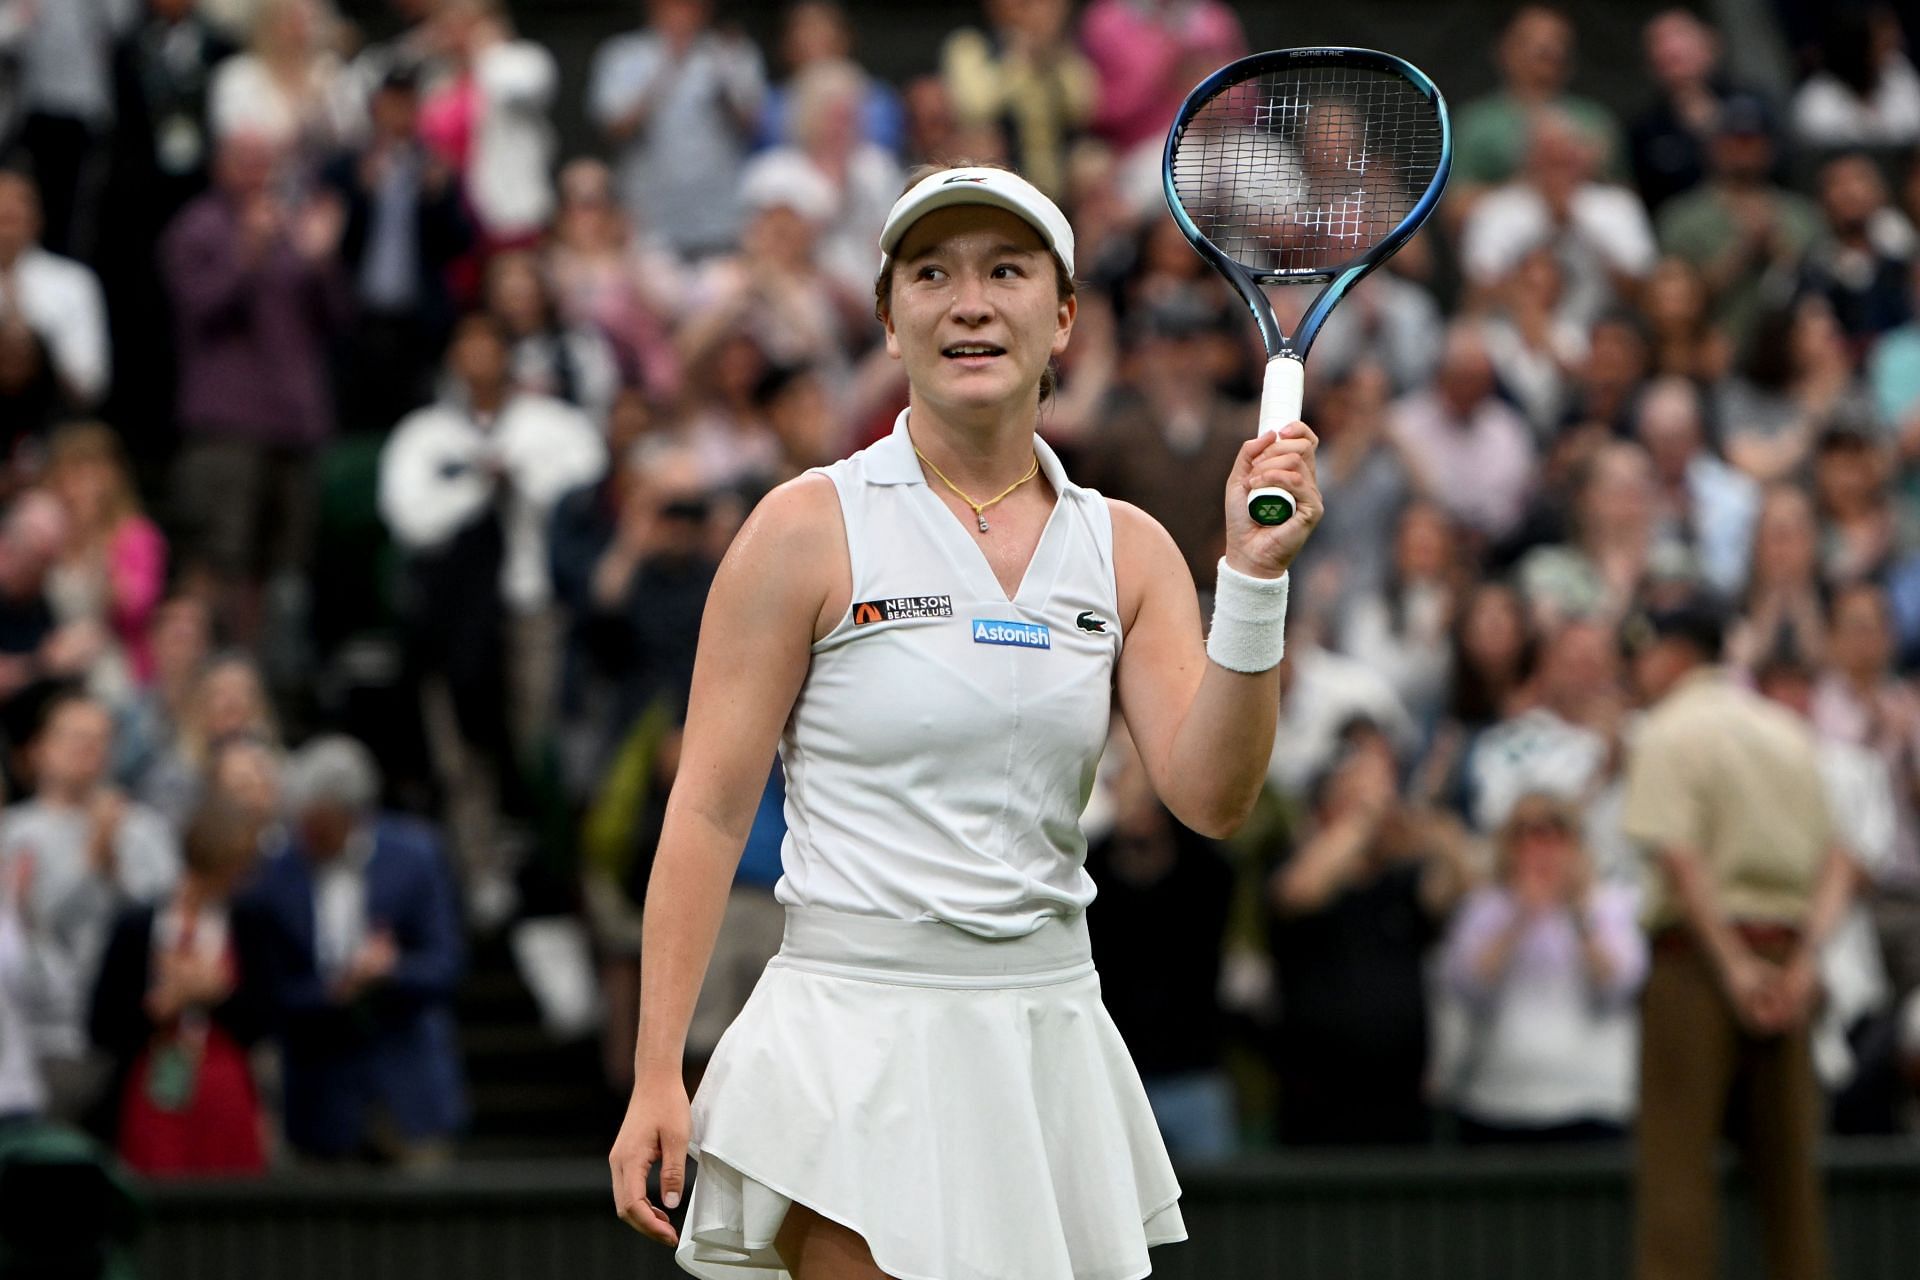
[775,409,1122,939]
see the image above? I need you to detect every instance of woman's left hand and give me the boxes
[1224,421,1323,579]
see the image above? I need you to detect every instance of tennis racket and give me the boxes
[1164,48,1451,526]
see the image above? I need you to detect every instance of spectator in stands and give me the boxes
[42,423,167,697]
[755,59,904,297]
[1716,296,1877,484]
[1869,254,1920,453]
[1450,6,1622,197]
[678,158,855,416]
[1077,0,1245,157]
[161,128,348,649]
[0,693,179,1123]
[1088,731,1237,1161]
[1629,9,1750,214]
[1268,720,1475,1145]
[1288,266,1445,399]
[416,0,558,248]
[0,171,110,413]
[0,312,62,463]
[378,313,605,927]
[1634,377,1760,600]
[1467,619,1632,876]
[135,652,278,830]
[759,0,903,154]
[483,249,621,425]
[546,157,684,403]
[1726,483,1829,670]
[0,851,45,1122]
[1517,441,1660,629]
[1756,650,1906,1134]
[751,361,847,483]
[1791,5,1920,148]
[941,0,1095,200]
[1389,324,1538,545]
[1640,256,1729,383]
[1812,426,1900,585]
[1814,581,1920,884]
[1294,362,1411,615]
[101,0,238,452]
[8,0,127,257]
[1804,152,1915,346]
[247,735,465,1165]
[588,0,766,260]
[1337,501,1462,732]
[110,597,206,790]
[88,796,273,1175]
[1657,93,1822,357]
[1461,111,1656,329]
[1071,295,1252,589]
[322,62,473,435]
[1476,247,1588,437]
[1443,790,1645,1144]
[0,493,109,715]
[1621,596,1853,1280]
[208,0,363,163]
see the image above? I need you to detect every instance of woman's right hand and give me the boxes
[610,1071,691,1245]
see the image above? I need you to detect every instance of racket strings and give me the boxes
[1171,65,1445,279]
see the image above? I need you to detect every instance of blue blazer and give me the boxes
[245,816,467,1156]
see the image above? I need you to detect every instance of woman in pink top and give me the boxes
[43,423,168,689]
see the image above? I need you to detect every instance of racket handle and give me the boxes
[1249,354,1304,526]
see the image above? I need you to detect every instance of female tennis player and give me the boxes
[609,163,1321,1280]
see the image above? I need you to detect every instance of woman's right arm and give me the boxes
[610,472,845,1245]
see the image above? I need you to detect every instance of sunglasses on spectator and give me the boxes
[1512,817,1572,840]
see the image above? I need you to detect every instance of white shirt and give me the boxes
[0,245,110,405]
[466,40,558,238]
[0,897,46,1116]
[1264,645,1418,798]
[208,51,364,152]
[378,393,608,612]
[311,831,372,982]
[1461,182,1656,326]
[0,798,180,1059]
[1813,740,1897,1087]
[1792,56,1920,147]
[776,412,1118,938]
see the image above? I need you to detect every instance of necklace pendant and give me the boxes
[977,515,990,533]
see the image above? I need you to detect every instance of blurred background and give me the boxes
[1,0,1919,1276]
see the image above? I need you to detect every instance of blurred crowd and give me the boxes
[1,0,1919,1177]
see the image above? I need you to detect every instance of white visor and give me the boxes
[877,167,1076,279]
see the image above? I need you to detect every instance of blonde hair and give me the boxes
[1494,790,1586,879]
[44,421,143,534]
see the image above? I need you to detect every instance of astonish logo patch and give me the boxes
[853,595,952,624]
[972,618,1050,649]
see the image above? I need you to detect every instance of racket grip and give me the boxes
[1250,355,1304,526]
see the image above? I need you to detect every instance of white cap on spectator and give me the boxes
[879,166,1075,278]
[739,152,836,224]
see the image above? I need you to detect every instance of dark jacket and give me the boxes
[242,816,466,1155]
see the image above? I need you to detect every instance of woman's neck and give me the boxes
[905,395,1042,491]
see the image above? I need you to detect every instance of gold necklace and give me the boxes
[913,445,1040,533]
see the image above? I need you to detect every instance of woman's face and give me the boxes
[1644,258,1704,329]
[1755,490,1816,585]
[488,255,548,334]
[883,206,1073,420]
[202,665,265,740]
[1504,808,1580,893]
[52,457,114,527]
[1462,586,1525,668]
[1394,505,1451,581]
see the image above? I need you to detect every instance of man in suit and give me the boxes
[245,735,465,1165]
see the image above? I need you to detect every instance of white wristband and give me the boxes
[1206,559,1289,673]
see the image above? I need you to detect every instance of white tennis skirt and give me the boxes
[675,906,1187,1280]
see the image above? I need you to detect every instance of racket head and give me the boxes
[1163,47,1451,356]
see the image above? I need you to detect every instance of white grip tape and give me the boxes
[1259,354,1305,437]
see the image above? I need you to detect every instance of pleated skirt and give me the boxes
[675,906,1186,1280]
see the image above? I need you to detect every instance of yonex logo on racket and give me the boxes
[972,619,1050,649]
